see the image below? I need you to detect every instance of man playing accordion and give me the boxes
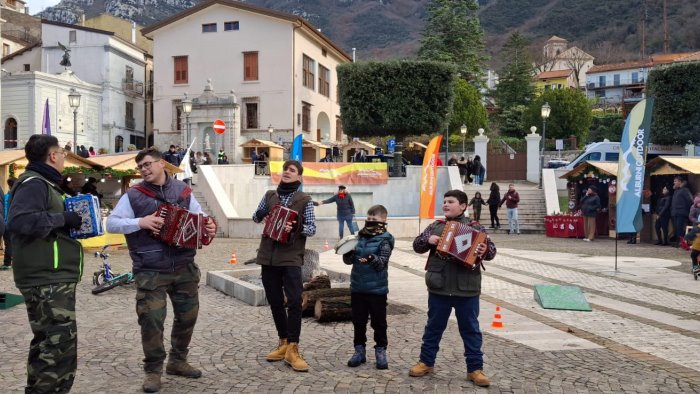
[408,190,496,387]
[107,147,216,393]
[252,160,316,373]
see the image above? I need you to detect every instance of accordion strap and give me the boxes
[132,184,192,205]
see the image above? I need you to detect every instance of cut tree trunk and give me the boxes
[303,275,331,291]
[314,296,352,322]
[301,287,351,317]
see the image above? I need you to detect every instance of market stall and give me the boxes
[240,139,284,164]
[341,140,376,162]
[406,141,428,164]
[0,149,96,190]
[302,139,331,162]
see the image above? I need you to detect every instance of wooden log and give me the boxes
[301,287,351,317]
[303,274,331,291]
[314,296,352,322]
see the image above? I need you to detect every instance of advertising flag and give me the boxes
[42,99,52,135]
[616,98,655,234]
[419,135,443,219]
[291,134,303,161]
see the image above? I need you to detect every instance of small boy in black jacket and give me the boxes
[342,205,395,369]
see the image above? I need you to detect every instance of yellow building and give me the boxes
[534,69,577,95]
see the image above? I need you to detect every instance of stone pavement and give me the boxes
[1,234,700,393]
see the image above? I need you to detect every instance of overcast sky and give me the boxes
[28,0,62,14]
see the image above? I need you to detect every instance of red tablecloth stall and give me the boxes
[544,215,585,238]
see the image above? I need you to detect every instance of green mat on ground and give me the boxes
[0,292,24,310]
[534,284,592,311]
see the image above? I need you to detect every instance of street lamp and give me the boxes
[539,102,552,188]
[68,88,81,154]
[182,93,192,147]
[460,124,467,154]
[267,124,274,141]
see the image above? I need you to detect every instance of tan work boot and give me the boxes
[284,342,309,372]
[408,361,433,377]
[166,360,202,378]
[142,373,162,393]
[467,369,491,387]
[266,338,288,362]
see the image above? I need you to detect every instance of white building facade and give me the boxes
[1,20,148,152]
[586,61,650,106]
[143,0,351,162]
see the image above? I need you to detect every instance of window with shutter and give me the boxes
[244,52,259,81]
[174,56,188,84]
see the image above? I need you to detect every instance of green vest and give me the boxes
[424,217,482,298]
[11,170,83,288]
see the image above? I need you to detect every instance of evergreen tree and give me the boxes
[418,0,487,81]
[494,32,535,111]
[449,79,488,138]
[523,89,592,147]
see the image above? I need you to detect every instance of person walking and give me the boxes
[487,182,501,229]
[106,147,217,392]
[468,192,487,222]
[408,190,496,387]
[580,186,601,242]
[654,186,672,245]
[457,156,468,184]
[314,185,356,239]
[7,134,85,393]
[472,155,484,185]
[671,176,693,246]
[499,183,520,234]
[253,160,316,373]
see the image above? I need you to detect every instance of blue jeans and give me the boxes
[338,216,356,238]
[419,293,483,372]
[507,208,519,234]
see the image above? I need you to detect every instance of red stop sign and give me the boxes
[213,119,225,135]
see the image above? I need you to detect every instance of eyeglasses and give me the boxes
[51,149,67,157]
[136,160,159,171]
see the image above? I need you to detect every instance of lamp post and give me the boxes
[68,88,81,154]
[182,93,192,147]
[445,124,449,164]
[268,124,274,141]
[460,124,467,155]
[539,102,552,188]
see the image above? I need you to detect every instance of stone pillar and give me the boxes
[526,129,542,184]
[685,143,695,157]
[472,128,489,180]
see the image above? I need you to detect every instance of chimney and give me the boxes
[131,21,136,44]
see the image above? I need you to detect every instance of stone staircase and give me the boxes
[462,181,546,234]
[190,175,225,238]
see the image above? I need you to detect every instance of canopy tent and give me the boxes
[84,152,182,194]
[302,139,331,162]
[341,140,376,162]
[407,141,428,150]
[0,149,97,190]
[239,139,284,164]
[646,156,700,175]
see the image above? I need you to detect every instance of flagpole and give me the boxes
[614,231,618,272]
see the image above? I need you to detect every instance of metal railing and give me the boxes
[125,116,136,130]
[587,78,645,89]
[122,78,144,96]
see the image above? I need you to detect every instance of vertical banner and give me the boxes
[616,98,655,234]
[419,135,443,219]
[291,134,303,161]
[42,99,52,135]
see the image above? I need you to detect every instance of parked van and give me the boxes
[563,140,685,170]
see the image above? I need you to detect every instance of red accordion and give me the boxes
[262,204,299,244]
[436,221,488,267]
[154,203,215,249]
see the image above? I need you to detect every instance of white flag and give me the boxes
[176,138,196,181]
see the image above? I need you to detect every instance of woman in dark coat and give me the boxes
[655,186,671,245]
[487,182,500,229]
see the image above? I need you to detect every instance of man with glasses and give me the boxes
[7,134,84,393]
[107,147,216,393]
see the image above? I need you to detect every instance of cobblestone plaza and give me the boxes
[2,235,699,393]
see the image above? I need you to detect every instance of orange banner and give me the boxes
[270,162,388,185]
[419,135,442,219]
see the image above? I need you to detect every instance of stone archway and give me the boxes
[4,118,18,149]
[316,112,330,142]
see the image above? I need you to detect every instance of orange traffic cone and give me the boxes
[491,306,504,328]
[229,252,238,265]
[323,240,330,251]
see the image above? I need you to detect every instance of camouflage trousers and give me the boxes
[134,263,200,373]
[19,282,78,394]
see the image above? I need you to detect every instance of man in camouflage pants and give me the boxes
[8,135,84,393]
[107,147,216,393]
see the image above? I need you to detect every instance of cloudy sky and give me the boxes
[28,0,62,13]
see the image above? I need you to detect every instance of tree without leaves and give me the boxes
[418,0,487,82]
[563,47,594,87]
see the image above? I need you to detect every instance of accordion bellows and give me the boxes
[436,221,487,267]
[154,203,214,249]
[262,205,298,244]
[65,194,104,239]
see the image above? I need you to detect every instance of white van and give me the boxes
[563,140,685,170]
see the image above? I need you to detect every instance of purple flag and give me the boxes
[42,99,51,135]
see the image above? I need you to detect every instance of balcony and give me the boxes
[587,78,645,89]
[122,78,144,97]
[623,90,644,102]
[125,116,136,130]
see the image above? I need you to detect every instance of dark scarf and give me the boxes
[277,180,301,196]
[359,221,387,236]
[26,162,63,185]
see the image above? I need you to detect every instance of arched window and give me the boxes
[115,135,124,153]
[4,118,18,148]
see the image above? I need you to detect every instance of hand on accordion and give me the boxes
[139,211,165,235]
[205,218,217,238]
[474,242,487,257]
[284,220,297,233]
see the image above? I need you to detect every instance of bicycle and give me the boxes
[91,244,134,294]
